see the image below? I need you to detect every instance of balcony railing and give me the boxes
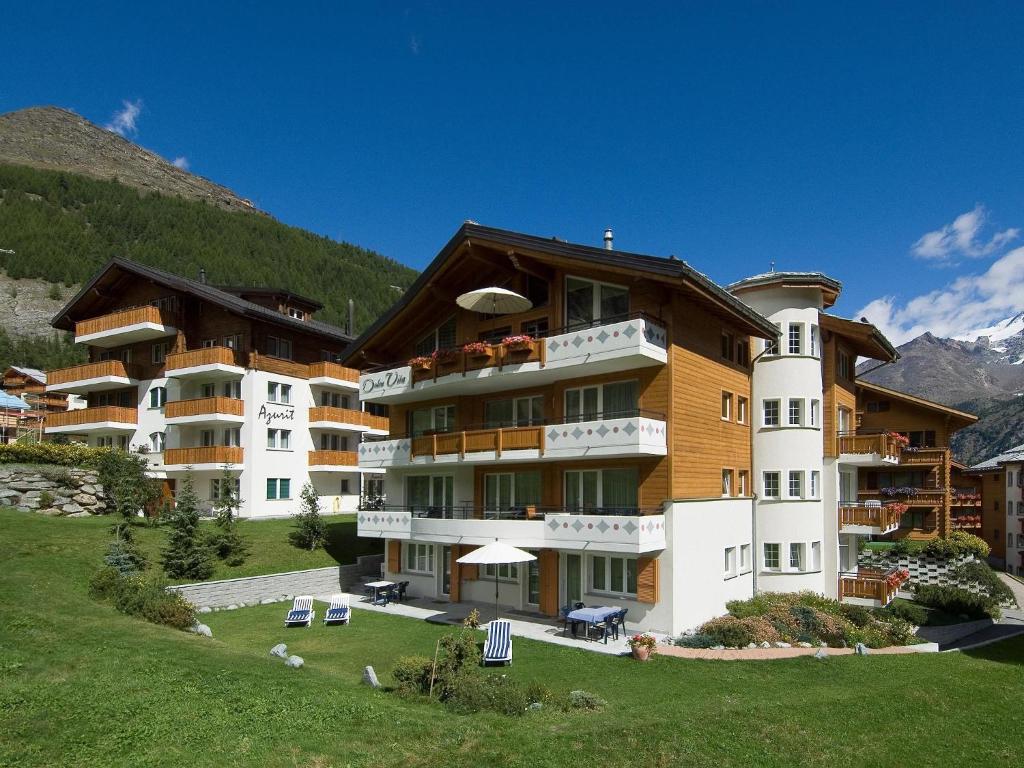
[165,397,244,419]
[308,450,359,467]
[858,488,948,507]
[839,567,907,606]
[75,305,177,338]
[164,346,246,372]
[307,361,359,384]
[837,432,901,459]
[951,515,983,530]
[45,406,137,429]
[838,503,902,533]
[308,406,388,431]
[898,447,948,466]
[362,503,661,520]
[164,446,243,466]
[46,360,138,387]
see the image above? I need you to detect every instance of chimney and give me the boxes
[603,228,614,250]
[348,298,355,336]
[199,267,207,285]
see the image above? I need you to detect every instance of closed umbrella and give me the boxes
[456,287,532,316]
[457,539,537,621]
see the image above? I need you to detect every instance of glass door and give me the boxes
[564,553,582,606]
[484,473,513,517]
[441,545,451,596]
[565,278,595,329]
[565,470,599,511]
[840,471,855,505]
[526,549,539,606]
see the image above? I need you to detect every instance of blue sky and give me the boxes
[3,2,1023,344]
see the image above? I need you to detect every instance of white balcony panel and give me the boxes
[77,321,177,348]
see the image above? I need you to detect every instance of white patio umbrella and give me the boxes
[457,539,537,621]
[456,287,532,316]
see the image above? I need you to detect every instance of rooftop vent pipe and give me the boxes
[199,267,207,285]
[603,228,613,250]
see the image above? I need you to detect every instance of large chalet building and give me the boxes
[42,259,385,516]
[971,443,1024,575]
[347,224,981,634]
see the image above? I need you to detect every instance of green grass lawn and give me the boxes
[2,508,1023,768]
[74,512,382,582]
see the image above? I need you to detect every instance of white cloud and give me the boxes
[104,99,143,137]
[911,204,1018,261]
[172,156,189,170]
[409,34,420,55]
[857,246,1024,345]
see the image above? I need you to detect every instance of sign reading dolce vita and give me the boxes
[361,368,410,397]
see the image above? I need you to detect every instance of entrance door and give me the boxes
[564,553,582,606]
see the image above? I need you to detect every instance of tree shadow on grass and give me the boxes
[319,517,384,566]
[960,631,1024,666]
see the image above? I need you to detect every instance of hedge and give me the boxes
[0,442,116,468]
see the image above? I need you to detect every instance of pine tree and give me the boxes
[206,465,249,566]
[290,482,327,551]
[161,474,214,580]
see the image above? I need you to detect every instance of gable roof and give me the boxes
[342,222,778,362]
[970,442,1024,472]
[820,314,899,363]
[52,257,352,344]
[5,366,46,384]
[856,380,977,427]
[728,271,842,308]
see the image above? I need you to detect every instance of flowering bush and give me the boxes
[885,502,909,516]
[462,341,490,356]
[627,633,657,651]
[408,355,432,368]
[885,568,911,589]
[886,431,911,448]
[880,486,918,498]
[502,334,534,348]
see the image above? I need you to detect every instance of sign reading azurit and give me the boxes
[258,402,295,425]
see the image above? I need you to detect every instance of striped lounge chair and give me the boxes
[323,594,351,625]
[482,619,513,665]
[284,595,315,628]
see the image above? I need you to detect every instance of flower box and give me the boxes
[431,348,459,364]
[408,356,433,371]
[462,341,491,358]
[502,334,535,352]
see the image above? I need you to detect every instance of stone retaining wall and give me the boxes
[858,552,975,587]
[169,554,384,608]
[0,463,106,516]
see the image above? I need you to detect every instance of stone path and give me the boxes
[658,643,938,660]
[939,623,1024,652]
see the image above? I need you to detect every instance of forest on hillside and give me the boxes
[0,327,85,376]
[0,163,417,332]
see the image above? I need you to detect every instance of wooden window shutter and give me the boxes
[636,556,660,604]
[387,540,401,574]
[538,549,559,617]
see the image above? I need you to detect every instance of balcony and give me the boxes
[44,406,137,434]
[45,361,138,395]
[164,347,245,379]
[838,503,901,535]
[358,413,668,469]
[358,314,668,404]
[307,361,360,389]
[898,447,948,467]
[951,514,983,531]
[839,567,908,607]
[308,407,388,434]
[357,506,666,553]
[164,446,243,470]
[857,489,947,508]
[308,450,364,472]
[837,433,901,466]
[165,397,245,426]
[74,305,177,347]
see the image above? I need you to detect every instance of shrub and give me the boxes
[567,690,607,711]
[38,490,55,509]
[877,599,928,626]
[290,482,327,550]
[698,615,782,647]
[923,531,989,560]
[950,562,1015,604]
[839,603,873,628]
[889,538,926,557]
[104,537,148,575]
[391,655,435,694]
[94,449,158,517]
[88,566,123,599]
[0,442,108,467]
[445,674,531,716]
[203,528,250,567]
[160,475,215,580]
[90,569,197,630]
[914,584,1000,620]
[674,633,719,649]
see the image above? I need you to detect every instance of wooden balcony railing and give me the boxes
[165,397,244,419]
[46,406,137,428]
[164,446,244,466]
[47,360,138,386]
[836,433,900,458]
[165,346,245,372]
[248,353,310,379]
[839,568,903,605]
[858,489,948,507]
[308,406,388,431]
[410,425,546,459]
[898,447,948,466]
[411,341,545,383]
[74,305,176,337]
[838,504,902,531]
[307,361,359,383]
[308,450,359,467]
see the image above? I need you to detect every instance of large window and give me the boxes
[407,475,454,514]
[267,428,292,450]
[149,387,167,408]
[788,471,803,498]
[589,555,637,595]
[565,276,629,329]
[763,543,781,570]
[414,316,457,356]
[405,543,434,574]
[788,398,803,426]
[763,471,780,499]
[483,562,519,581]
[763,399,780,427]
[266,336,292,360]
[484,471,541,512]
[788,323,802,354]
[319,433,349,451]
[149,432,165,452]
[484,395,544,427]
[267,382,292,404]
[410,404,456,437]
[266,478,291,500]
[151,342,168,364]
[565,380,639,421]
[211,477,240,501]
[565,468,638,512]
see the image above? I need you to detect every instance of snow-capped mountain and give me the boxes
[952,311,1024,364]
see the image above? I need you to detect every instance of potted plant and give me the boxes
[627,633,657,661]
[408,355,432,371]
[462,341,490,358]
[502,334,534,352]
[885,431,911,449]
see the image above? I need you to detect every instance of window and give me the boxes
[407,475,454,512]
[1009,501,1014,516]
[788,323,802,355]
[151,342,168,364]
[906,430,936,448]
[483,562,519,581]
[414,316,457,356]
[809,399,819,427]
[211,477,240,500]
[763,472,780,498]
[320,433,349,451]
[589,555,637,595]
[149,387,167,408]
[266,336,292,359]
[267,428,291,450]
[765,323,781,355]
[565,468,638,513]
[763,543,781,570]
[788,398,803,426]
[789,543,804,570]
[809,324,819,357]
[266,478,292,500]
[565,380,638,421]
[405,543,434,574]
[722,469,734,497]
[763,399,780,427]
[223,334,243,350]
[740,544,752,572]
[721,332,735,361]
[201,383,216,398]
[288,307,305,320]
[149,432,165,452]
[866,400,891,413]
[721,392,732,421]
[1010,472,1015,487]
[810,471,820,499]
[788,471,803,498]
[724,547,737,576]
[410,404,456,437]
[267,382,292,404]
[738,470,749,496]
[521,318,549,338]
[837,407,852,435]
[565,276,629,329]
[340,479,350,494]
[838,350,852,380]
[201,338,216,348]
[484,471,541,512]
[484,395,544,427]
[223,428,241,447]
[525,275,549,309]
[222,380,241,399]
[736,339,750,367]
[737,396,748,424]
[1018,501,1023,515]
[320,391,351,408]
[811,541,821,570]
[200,429,215,447]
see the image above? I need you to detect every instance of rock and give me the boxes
[285,655,304,669]
[854,643,869,656]
[746,643,757,649]
[260,598,276,605]
[797,642,813,648]
[37,507,62,516]
[270,643,288,658]
[528,702,543,710]
[759,641,771,649]
[80,484,97,495]
[773,642,792,648]
[190,623,212,637]
[362,666,380,688]
[711,645,725,651]
[73,493,96,505]
[0,488,20,498]
[66,511,91,518]
[198,606,212,614]
[61,503,83,515]
[225,604,238,610]
[814,649,829,660]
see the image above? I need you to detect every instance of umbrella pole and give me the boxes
[494,571,499,622]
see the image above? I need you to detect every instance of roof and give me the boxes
[856,380,978,427]
[970,442,1024,472]
[342,222,779,362]
[728,271,842,308]
[820,314,899,363]
[215,286,324,311]
[0,392,29,410]
[4,366,46,384]
[52,258,352,344]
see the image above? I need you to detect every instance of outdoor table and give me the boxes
[364,580,395,605]
[567,606,620,641]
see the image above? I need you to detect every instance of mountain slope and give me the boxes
[0,106,258,213]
